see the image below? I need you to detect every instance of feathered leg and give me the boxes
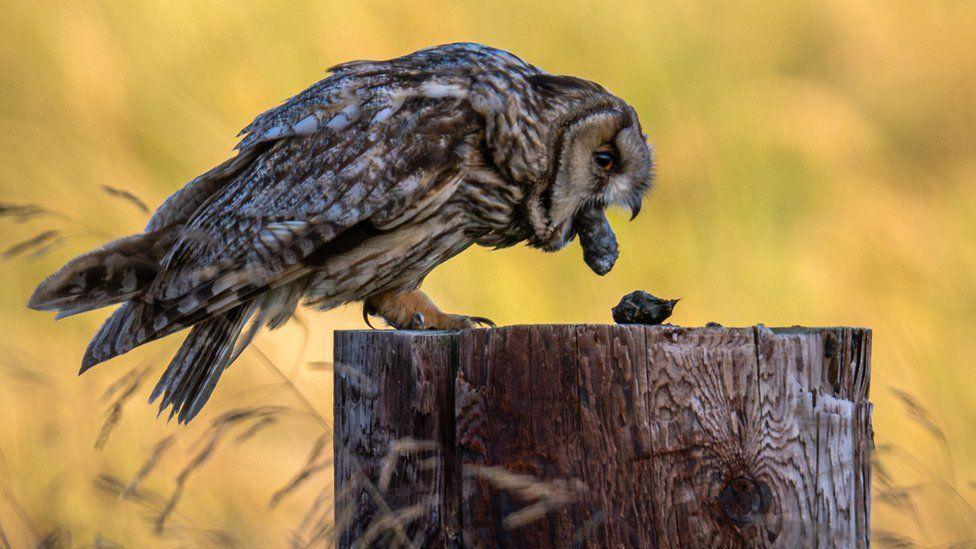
[364,289,494,330]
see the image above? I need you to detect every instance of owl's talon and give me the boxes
[362,305,377,330]
[440,314,495,330]
[468,316,496,328]
[364,289,495,331]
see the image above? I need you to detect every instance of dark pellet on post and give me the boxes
[612,290,679,325]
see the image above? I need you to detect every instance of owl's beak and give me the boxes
[573,206,619,275]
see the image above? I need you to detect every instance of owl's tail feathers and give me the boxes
[81,301,152,373]
[27,227,180,319]
[148,303,256,424]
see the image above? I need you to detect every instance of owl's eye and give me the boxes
[594,151,616,171]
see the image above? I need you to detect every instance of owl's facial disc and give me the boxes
[530,101,654,273]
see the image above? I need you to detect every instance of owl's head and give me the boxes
[523,75,654,271]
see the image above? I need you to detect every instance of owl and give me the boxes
[28,43,653,423]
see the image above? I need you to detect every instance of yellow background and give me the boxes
[1,1,974,545]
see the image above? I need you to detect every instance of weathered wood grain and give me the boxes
[456,325,590,547]
[334,325,872,548]
[334,330,460,547]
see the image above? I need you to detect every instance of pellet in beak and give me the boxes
[574,207,619,275]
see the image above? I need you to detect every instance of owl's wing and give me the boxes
[83,88,481,370]
[144,145,269,233]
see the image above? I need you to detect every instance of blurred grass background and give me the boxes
[0,0,974,546]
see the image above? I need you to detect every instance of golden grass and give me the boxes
[0,0,974,545]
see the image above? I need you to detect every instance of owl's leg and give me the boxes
[364,289,494,330]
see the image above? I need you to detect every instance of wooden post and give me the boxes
[334,325,872,547]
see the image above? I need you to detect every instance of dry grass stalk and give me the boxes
[99,186,150,214]
[875,485,922,527]
[295,475,359,549]
[100,363,152,402]
[293,521,335,549]
[3,192,122,239]
[154,406,285,533]
[2,231,59,260]
[354,467,415,548]
[124,436,175,498]
[465,464,588,530]
[889,387,948,446]
[88,341,333,546]
[332,360,377,397]
[378,438,438,493]
[96,475,241,548]
[94,474,168,511]
[873,454,893,489]
[875,442,976,521]
[294,509,340,548]
[872,530,916,548]
[1,483,41,541]
[0,202,46,222]
[872,388,976,545]
[358,499,432,548]
[36,527,71,549]
[270,434,331,508]
[95,363,155,450]
[0,201,97,261]
[289,488,330,547]
[330,438,444,548]
[0,354,51,387]
[182,528,240,548]
[0,522,11,549]
[232,416,277,445]
[25,234,69,261]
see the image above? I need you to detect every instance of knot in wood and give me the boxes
[717,476,769,526]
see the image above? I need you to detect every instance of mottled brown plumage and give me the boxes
[28,43,654,423]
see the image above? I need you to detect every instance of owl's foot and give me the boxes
[410,312,495,330]
[364,289,495,331]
